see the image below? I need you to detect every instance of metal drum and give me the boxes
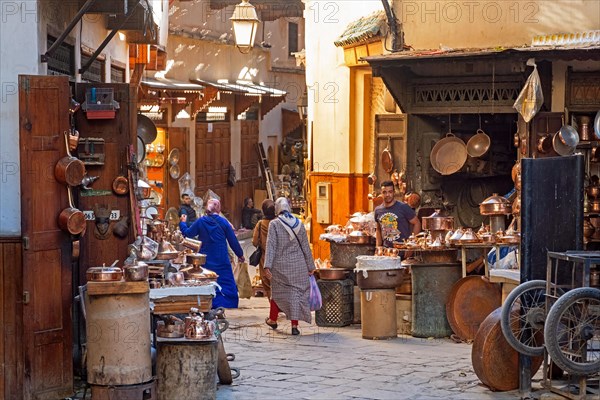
[85,290,152,385]
[360,289,397,340]
[411,262,461,338]
[329,241,375,269]
[157,339,218,400]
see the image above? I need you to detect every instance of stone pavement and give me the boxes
[215,297,543,400]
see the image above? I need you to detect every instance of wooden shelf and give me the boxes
[87,280,149,296]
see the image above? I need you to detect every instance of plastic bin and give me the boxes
[315,279,353,327]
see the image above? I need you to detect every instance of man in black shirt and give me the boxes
[375,181,421,248]
[179,193,197,226]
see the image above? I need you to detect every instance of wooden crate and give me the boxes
[152,295,212,314]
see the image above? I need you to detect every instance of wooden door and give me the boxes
[166,127,189,209]
[195,122,231,201]
[19,75,73,399]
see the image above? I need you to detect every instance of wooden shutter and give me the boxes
[19,75,73,399]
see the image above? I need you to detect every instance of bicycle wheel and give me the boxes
[544,287,600,376]
[500,280,548,356]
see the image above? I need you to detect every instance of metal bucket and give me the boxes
[411,262,461,338]
[360,289,397,340]
[329,241,375,269]
[85,291,152,385]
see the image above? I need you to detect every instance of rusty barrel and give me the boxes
[85,288,152,385]
[156,338,218,400]
[411,262,461,338]
[360,289,397,339]
[329,241,376,269]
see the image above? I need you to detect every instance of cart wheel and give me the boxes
[544,287,600,376]
[217,335,233,385]
[500,280,550,356]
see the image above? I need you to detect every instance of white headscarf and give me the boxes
[275,197,301,241]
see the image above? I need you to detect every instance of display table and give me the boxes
[149,284,217,314]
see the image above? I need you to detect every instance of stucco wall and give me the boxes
[304,0,383,174]
[393,0,600,49]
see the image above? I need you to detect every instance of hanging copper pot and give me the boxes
[381,136,394,173]
[112,150,129,195]
[68,128,80,152]
[536,134,553,154]
[55,131,86,186]
[58,187,86,235]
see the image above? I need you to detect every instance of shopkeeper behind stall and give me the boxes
[180,199,245,308]
[375,180,421,248]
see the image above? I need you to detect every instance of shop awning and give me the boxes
[334,11,386,48]
[141,77,204,92]
[365,45,600,65]
[364,45,600,114]
[191,79,286,97]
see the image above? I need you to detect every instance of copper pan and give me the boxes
[430,133,468,175]
[536,134,553,154]
[55,132,86,186]
[58,187,86,235]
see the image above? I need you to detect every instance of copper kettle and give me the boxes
[184,307,216,340]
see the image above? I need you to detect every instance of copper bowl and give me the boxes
[317,268,350,280]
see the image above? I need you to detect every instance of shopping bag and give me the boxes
[234,261,253,299]
[249,247,262,266]
[513,63,544,123]
[308,275,322,311]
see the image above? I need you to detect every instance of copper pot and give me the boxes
[537,134,553,154]
[112,176,129,195]
[592,201,600,213]
[124,263,148,281]
[186,253,207,266]
[587,185,600,200]
[55,131,86,186]
[86,262,122,282]
[317,268,349,280]
[422,209,454,231]
[68,128,79,152]
[480,194,512,215]
[356,267,406,289]
[58,187,86,235]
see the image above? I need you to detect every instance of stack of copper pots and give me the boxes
[586,182,600,213]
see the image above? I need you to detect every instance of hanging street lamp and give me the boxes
[230,0,260,54]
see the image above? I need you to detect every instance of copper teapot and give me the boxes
[184,307,216,340]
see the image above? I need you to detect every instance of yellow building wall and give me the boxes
[393,0,600,49]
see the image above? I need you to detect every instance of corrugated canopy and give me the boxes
[191,79,286,97]
[334,11,386,47]
[141,76,204,92]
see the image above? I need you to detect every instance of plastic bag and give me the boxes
[234,261,253,299]
[513,64,544,123]
[308,275,322,311]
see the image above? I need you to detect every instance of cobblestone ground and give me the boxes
[215,298,549,400]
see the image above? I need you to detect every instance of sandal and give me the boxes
[265,317,278,330]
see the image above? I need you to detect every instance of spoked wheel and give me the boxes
[500,280,551,356]
[544,287,600,376]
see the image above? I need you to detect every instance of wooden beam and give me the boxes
[130,63,146,90]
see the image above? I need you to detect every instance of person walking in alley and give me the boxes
[180,199,245,308]
[375,180,421,248]
[263,197,315,335]
[252,199,275,299]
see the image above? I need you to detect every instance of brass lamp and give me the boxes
[230,0,260,54]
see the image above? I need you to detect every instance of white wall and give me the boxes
[304,0,383,174]
[393,0,600,49]
[0,2,40,236]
